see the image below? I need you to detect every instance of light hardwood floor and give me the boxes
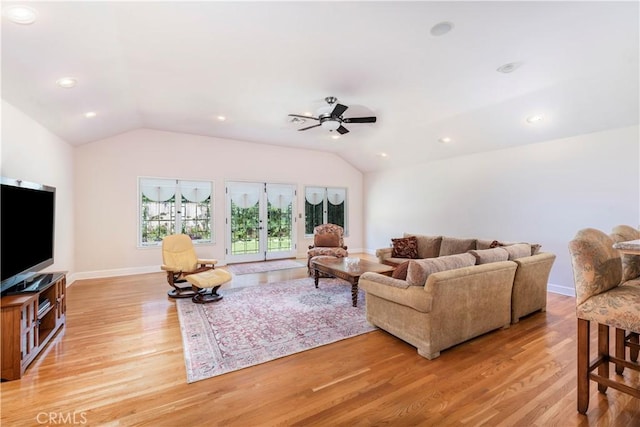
[1,255,638,426]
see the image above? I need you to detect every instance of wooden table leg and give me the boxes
[351,279,358,307]
[314,267,319,289]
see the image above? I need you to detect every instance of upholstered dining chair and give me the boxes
[307,223,348,274]
[611,224,640,282]
[161,234,232,303]
[610,224,640,370]
[568,228,640,414]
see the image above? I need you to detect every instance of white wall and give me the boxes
[364,125,640,295]
[74,128,363,277]
[4,96,637,291]
[1,100,76,281]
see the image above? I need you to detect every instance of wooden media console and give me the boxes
[1,272,66,381]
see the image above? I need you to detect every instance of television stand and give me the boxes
[7,273,56,294]
[1,272,66,381]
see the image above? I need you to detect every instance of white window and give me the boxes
[139,178,213,246]
[304,186,347,236]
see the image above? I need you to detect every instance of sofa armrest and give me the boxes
[359,272,431,312]
[197,258,218,267]
[375,247,393,263]
[513,252,555,276]
[511,252,556,322]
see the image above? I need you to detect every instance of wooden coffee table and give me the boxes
[311,257,395,307]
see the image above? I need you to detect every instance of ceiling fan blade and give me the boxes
[330,103,348,118]
[298,123,322,131]
[342,116,377,123]
[336,125,349,135]
[289,114,319,120]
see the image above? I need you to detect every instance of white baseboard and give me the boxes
[72,265,162,283]
[547,283,575,297]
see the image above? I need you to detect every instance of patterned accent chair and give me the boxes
[568,228,640,414]
[307,223,348,275]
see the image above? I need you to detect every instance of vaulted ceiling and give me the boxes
[2,1,638,172]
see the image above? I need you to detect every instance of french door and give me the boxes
[225,182,297,263]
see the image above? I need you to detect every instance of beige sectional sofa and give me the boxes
[360,233,556,360]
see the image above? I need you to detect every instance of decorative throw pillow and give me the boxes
[406,253,476,286]
[314,233,339,247]
[468,247,509,265]
[502,243,532,260]
[391,236,419,259]
[392,260,410,280]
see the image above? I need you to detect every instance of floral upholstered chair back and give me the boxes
[306,224,348,274]
[568,228,622,306]
[610,224,640,281]
[313,223,346,248]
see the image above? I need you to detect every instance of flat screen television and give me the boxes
[1,177,56,294]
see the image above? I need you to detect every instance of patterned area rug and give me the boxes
[225,259,305,275]
[175,277,376,383]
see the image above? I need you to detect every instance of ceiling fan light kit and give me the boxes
[322,120,340,131]
[288,96,376,135]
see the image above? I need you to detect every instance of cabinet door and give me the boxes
[55,276,66,324]
[56,277,67,319]
[20,300,38,364]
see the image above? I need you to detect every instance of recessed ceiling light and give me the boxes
[4,5,38,25]
[378,152,388,158]
[497,62,522,74]
[438,137,452,143]
[526,114,544,124]
[430,21,454,37]
[217,115,226,121]
[331,135,340,140]
[56,77,77,88]
[84,112,97,118]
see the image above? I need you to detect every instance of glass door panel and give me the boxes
[265,183,296,260]
[226,182,296,263]
[227,182,263,263]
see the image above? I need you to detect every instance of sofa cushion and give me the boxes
[314,233,339,247]
[391,236,419,259]
[392,261,410,280]
[406,253,476,286]
[468,247,509,265]
[439,237,477,256]
[404,234,443,259]
[479,239,542,256]
[502,243,532,260]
